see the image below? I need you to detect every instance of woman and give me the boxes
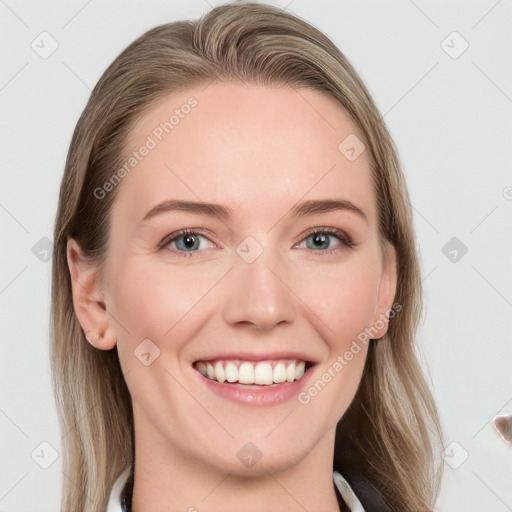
[50,2,444,511]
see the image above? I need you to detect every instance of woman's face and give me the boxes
[74,82,396,475]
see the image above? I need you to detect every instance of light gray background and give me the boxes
[1,1,511,510]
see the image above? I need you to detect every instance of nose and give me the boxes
[222,247,297,331]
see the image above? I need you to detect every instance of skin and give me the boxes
[68,82,397,512]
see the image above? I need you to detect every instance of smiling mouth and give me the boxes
[193,359,314,386]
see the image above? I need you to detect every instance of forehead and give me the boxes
[114,82,376,226]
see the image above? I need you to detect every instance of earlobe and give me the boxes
[84,326,118,351]
[67,238,117,350]
[371,243,398,340]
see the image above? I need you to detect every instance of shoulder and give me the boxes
[333,470,367,512]
[334,469,392,512]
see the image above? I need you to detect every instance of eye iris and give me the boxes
[177,234,199,251]
[308,233,330,250]
[170,231,340,253]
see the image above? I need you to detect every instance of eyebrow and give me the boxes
[140,198,367,223]
[292,198,367,221]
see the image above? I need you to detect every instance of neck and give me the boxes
[130,420,341,512]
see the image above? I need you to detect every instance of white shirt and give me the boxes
[106,467,367,511]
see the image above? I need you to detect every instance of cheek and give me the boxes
[291,254,381,346]
[108,257,223,344]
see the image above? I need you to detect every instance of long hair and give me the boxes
[50,2,443,510]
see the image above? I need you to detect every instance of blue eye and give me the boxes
[299,228,354,253]
[158,227,355,258]
[174,233,203,251]
[158,229,213,257]
[307,232,336,250]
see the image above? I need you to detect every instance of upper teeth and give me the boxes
[195,359,307,385]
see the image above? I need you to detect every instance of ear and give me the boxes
[370,242,398,340]
[67,238,117,350]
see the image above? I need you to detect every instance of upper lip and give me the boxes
[193,351,318,364]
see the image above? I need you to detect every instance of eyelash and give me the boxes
[158,227,355,258]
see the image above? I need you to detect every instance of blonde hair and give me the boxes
[51,2,443,510]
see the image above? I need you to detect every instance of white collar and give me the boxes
[107,467,366,511]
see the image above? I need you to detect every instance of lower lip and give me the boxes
[193,364,316,407]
